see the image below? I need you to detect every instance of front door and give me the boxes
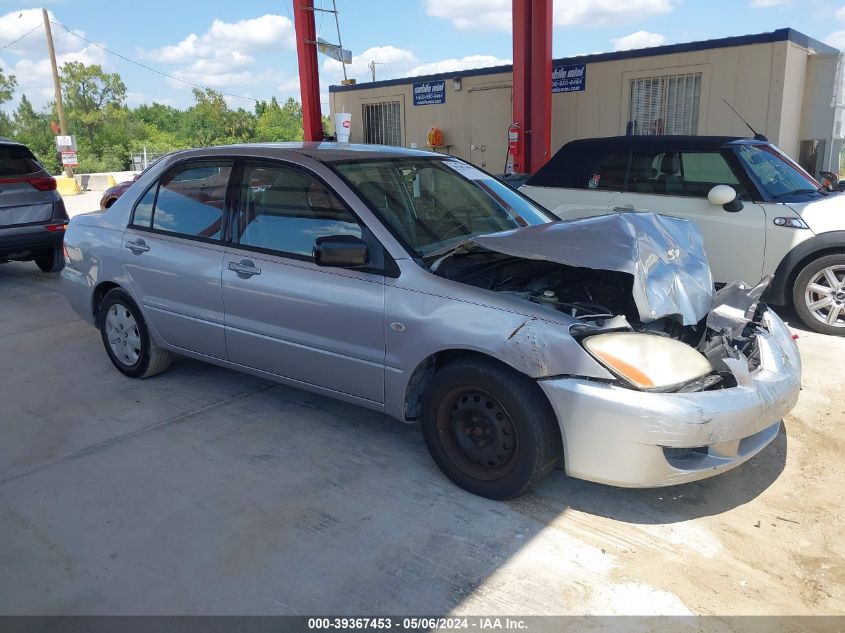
[614,149,767,285]
[122,160,232,359]
[222,160,386,403]
[468,87,511,171]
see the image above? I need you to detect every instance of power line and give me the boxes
[0,22,43,53]
[50,20,260,103]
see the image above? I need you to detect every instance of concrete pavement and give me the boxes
[1,262,843,616]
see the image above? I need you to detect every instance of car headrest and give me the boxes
[660,153,680,175]
[629,155,656,180]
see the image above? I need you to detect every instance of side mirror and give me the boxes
[313,235,368,268]
[708,185,743,213]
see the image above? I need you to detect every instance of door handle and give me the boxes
[125,239,150,253]
[612,205,635,212]
[228,259,261,277]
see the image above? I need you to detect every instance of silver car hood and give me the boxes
[464,212,715,325]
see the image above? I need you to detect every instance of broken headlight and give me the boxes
[584,332,713,390]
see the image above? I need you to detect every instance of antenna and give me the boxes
[723,99,768,142]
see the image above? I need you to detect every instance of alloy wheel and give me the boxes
[804,265,845,328]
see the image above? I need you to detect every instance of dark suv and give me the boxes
[0,139,68,272]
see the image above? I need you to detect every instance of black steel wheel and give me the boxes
[421,357,561,499]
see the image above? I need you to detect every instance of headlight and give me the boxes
[584,332,713,390]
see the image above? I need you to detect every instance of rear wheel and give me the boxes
[99,288,171,378]
[420,358,561,499]
[793,254,845,336]
[35,248,64,272]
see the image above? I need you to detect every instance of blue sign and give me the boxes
[552,64,586,93]
[413,80,446,106]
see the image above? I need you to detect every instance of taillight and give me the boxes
[45,223,66,232]
[0,176,58,191]
[29,177,57,191]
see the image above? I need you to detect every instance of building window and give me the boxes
[362,101,402,146]
[628,73,702,136]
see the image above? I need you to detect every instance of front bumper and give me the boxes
[539,309,801,487]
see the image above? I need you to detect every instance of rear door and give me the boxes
[0,145,53,226]
[614,149,767,285]
[222,160,386,403]
[122,160,232,359]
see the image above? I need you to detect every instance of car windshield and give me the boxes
[333,157,553,258]
[734,144,821,199]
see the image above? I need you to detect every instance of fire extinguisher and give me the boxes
[506,123,520,175]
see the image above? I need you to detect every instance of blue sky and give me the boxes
[0,0,844,113]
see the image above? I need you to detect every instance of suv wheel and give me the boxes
[99,288,172,378]
[793,254,845,335]
[35,248,64,273]
[420,358,561,499]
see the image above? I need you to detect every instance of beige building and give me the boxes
[329,29,845,176]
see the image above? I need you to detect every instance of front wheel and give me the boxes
[35,248,64,272]
[420,358,562,499]
[99,288,172,378]
[793,254,845,335]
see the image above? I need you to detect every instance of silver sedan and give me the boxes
[61,143,801,499]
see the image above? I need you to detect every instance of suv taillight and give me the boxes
[0,176,58,191]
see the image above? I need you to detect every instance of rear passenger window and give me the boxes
[150,162,232,239]
[235,163,361,258]
[588,152,629,191]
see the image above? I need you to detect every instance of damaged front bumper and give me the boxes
[538,309,801,487]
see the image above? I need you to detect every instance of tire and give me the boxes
[35,248,64,273]
[420,357,562,500]
[98,288,172,378]
[792,253,845,336]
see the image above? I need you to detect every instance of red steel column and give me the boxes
[512,0,552,173]
[294,0,324,141]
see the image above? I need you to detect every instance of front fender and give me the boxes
[765,230,845,304]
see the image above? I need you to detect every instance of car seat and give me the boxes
[657,153,684,194]
[628,155,657,193]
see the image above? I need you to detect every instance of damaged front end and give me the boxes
[432,212,794,394]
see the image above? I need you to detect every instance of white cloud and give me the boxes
[837,5,845,21]
[750,0,790,6]
[322,45,419,83]
[408,55,511,76]
[143,14,295,92]
[422,0,677,31]
[0,9,110,109]
[824,30,845,50]
[611,31,666,51]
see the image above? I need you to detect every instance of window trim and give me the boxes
[127,157,236,245]
[228,157,398,278]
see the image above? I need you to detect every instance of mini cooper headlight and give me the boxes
[584,332,713,390]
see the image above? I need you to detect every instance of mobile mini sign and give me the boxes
[552,64,587,93]
[413,80,446,106]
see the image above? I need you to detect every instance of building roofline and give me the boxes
[329,27,839,94]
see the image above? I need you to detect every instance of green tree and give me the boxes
[11,94,57,171]
[60,61,127,149]
[254,97,304,142]
[0,66,16,106]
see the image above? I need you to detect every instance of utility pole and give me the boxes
[368,61,383,82]
[331,0,348,82]
[42,8,72,178]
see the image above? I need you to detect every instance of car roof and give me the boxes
[525,135,766,188]
[161,142,442,165]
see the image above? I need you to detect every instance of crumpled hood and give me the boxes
[468,212,715,325]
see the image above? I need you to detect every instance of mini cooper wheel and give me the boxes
[99,288,171,378]
[793,254,845,336]
[421,358,561,499]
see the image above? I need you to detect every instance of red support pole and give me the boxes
[293,0,324,142]
[512,0,552,173]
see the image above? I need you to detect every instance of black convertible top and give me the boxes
[525,135,759,188]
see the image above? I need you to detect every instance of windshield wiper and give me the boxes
[771,188,821,200]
